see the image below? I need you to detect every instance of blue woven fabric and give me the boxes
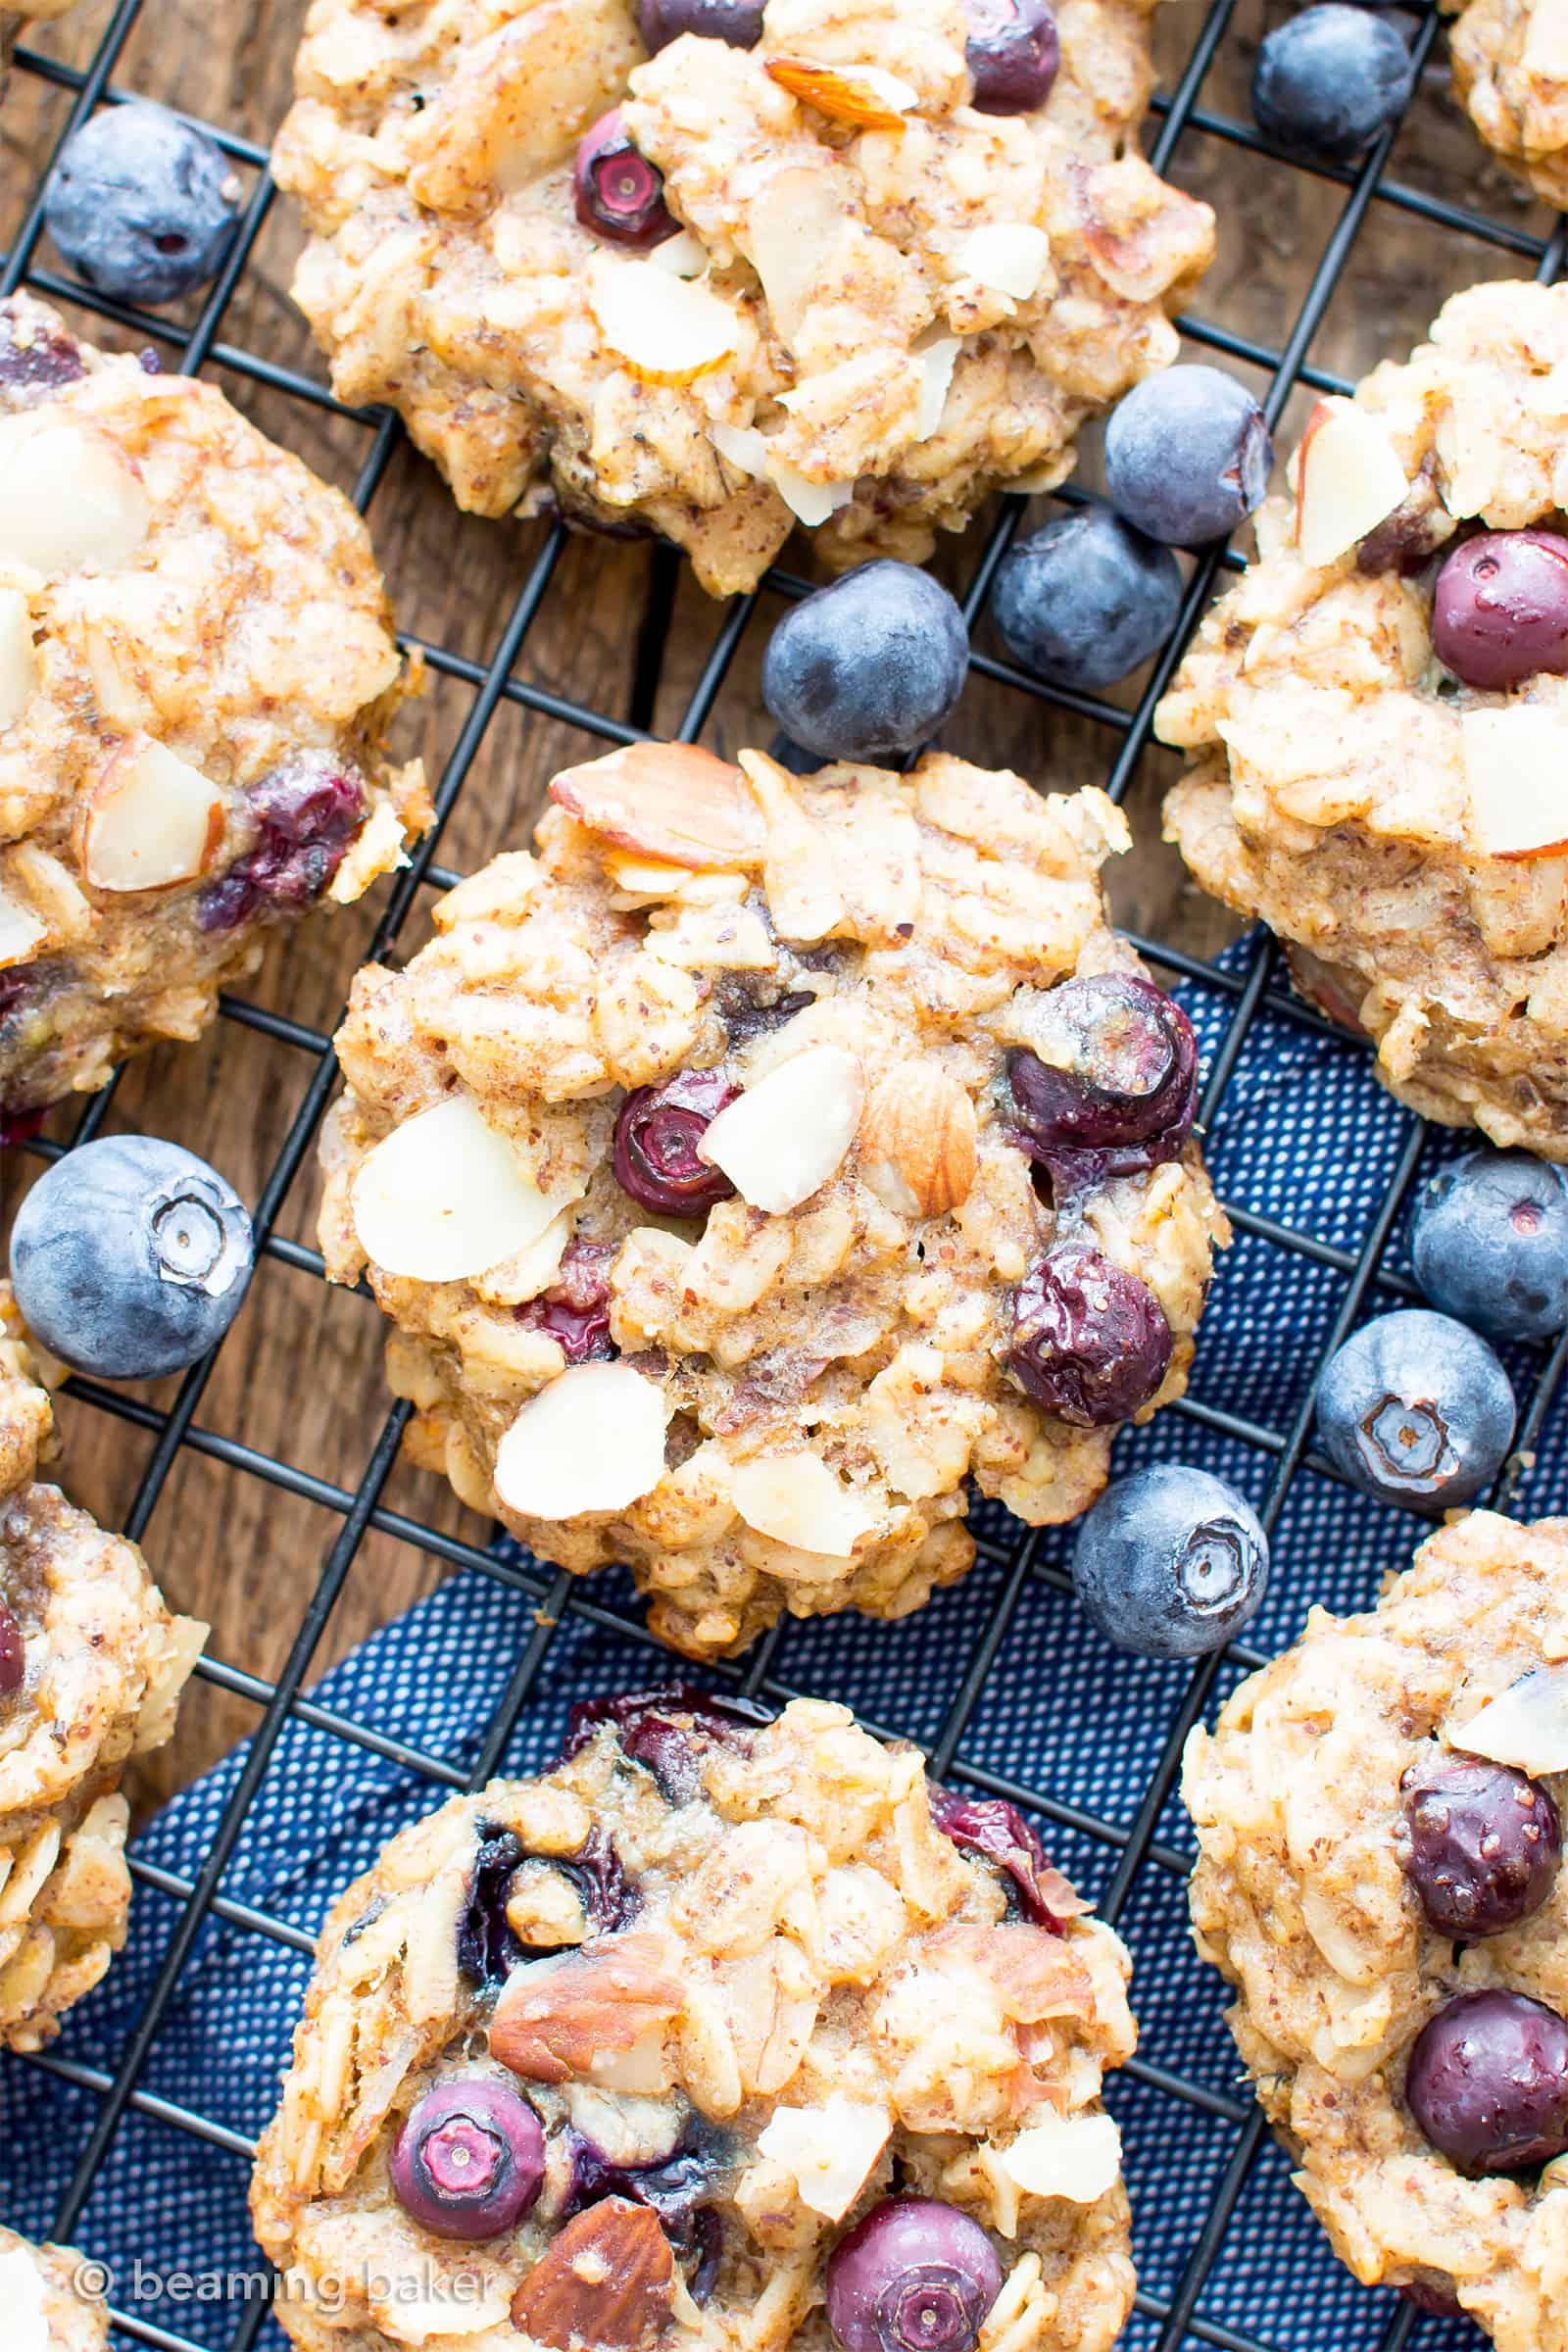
[3,929,1562,2352]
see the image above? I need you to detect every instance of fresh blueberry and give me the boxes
[10,1136,254,1380]
[1313,1309,1515,1513]
[1396,1754,1561,1938]
[1250,5,1414,162]
[825,2198,1002,2352]
[1103,367,1272,548]
[45,102,242,307]
[637,0,764,47]
[1005,1242,1173,1426]
[992,508,1183,692]
[1410,1151,1568,1343]
[573,109,678,249]
[1071,1464,1269,1657]
[964,0,1060,113]
[613,1070,739,1216]
[389,2079,545,2239]
[1431,530,1568,691]
[1405,1988,1568,2174]
[761,564,969,761]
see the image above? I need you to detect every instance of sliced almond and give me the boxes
[1000,2112,1122,2204]
[587,253,740,386]
[512,2196,674,2351]
[764,55,918,129]
[915,334,961,440]
[731,1449,879,1556]
[493,1361,668,1521]
[0,588,37,731]
[1461,706,1568,860]
[351,1094,575,1283]
[710,420,769,480]
[0,2246,49,2352]
[550,741,765,871]
[765,456,856,528]
[756,2098,892,2218]
[80,737,224,893]
[1294,399,1408,569]
[492,1936,687,2082]
[0,416,150,575]
[647,228,708,278]
[697,1042,864,1212]
[955,223,1049,301]
[0,878,44,969]
[1447,1662,1568,1776]
[748,166,850,341]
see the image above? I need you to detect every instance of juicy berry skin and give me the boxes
[1405,1989,1568,2174]
[1410,1151,1568,1343]
[564,1684,772,1802]
[1314,1309,1515,1513]
[825,2198,1002,2352]
[761,564,969,761]
[0,1605,24,1698]
[197,752,368,933]
[1071,1464,1269,1657]
[1005,973,1199,1193]
[992,509,1182,692]
[637,0,764,47]
[389,2080,545,2240]
[1251,5,1415,162]
[1431,530,1568,692]
[964,0,1059,113]
[613,1070,739,1215]
[927,1788,1078,1928]
[573,111,678,249]
[1005,1242,1173,1426]
[45,103,241,307]
[10,1137,254,1381]
[514,1238,615,1363]
[1103,367,1272,548]
[1396,1755,1562,1938]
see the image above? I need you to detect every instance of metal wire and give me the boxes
[2,3,1566,2345]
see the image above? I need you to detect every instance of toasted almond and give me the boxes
[858,1062,977,1219]
[915,334,961,440]
[1000,2112,1122,2203]
[0,878,44,970]
[955,223,1049,301]
[492,1361,669,1521]
[757,2098,892,2218]
[1460,706,1568,860]
[352,1094,576,1283]
[1294,399,1408,569]
[587,252,740,385]
[551,742,764,870]
[765,55,918,129]
[80,736,224,893]
[492,1935,686,2083]
[765,457,856,527]
[0,416,150,575]
[512,2197,674,2351]
[0,588,37,731]
[931,1923,1096,2021]
[1447,1662,1568,1775]
[710,420,769,480]
[697,1043,864,1212]
[731,1449,880,1556]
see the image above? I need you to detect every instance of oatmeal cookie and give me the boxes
[319,740,1226,1658]
[0,2223,109,2352]
[0,292,431,1134]
[271,0,1214,597]
[1448,0,1568,209]
[1185,1510,1568,2349]
[253,1691,1138,2352]
[0,1281,206,2049]
[1160,278,1568,1157]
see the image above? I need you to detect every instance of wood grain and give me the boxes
[0,0,1544,1800]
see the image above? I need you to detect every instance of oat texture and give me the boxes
[0,292,432,1129]
[1160,278,1568,1157]
[1449,0,1568,208]
[0,2222,110,2352]
[1184,1511,1568,2349]
[0,1282,205,2050]
[272,0,1214,596]
[319,741,1225,1659]
[253,1693,1138,2352]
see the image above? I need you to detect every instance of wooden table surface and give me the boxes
[0,0,1552,1803]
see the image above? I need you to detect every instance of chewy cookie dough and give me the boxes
[272,0,1214,596]
[1161,278,1568,1158]
[1185,1511,1568,2349]
[0,2224,109,2352]
[0,293,430,1135]
[319,740,1225,1658]
[1449,0,1568,209]
[0,1283,205,2049]
[253,1691,1138,2352]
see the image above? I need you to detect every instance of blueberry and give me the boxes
[10,1136,254,1380]
[564,1684,772,1802]
[1071,1463,1269,1656]
[1410,1151,1568,1343]
[1405,1988,1568,2174]
[389,2079,545,2239]
[1250,5,1414,162]
[45,102,242,308]
[573,109,679,250]
[1004,973,1200,1193]
[992,508,1182,692]
[1103,367,1272,548]
[637,0,763,47]
[1004,1242,1173,1426]
[761,564,969,760]
[196,753,368,934]
[927,1788,1077,1927]
[0,1605,24,1698]
[613,1070,739,1216]
[1396,1754,1561,1938]
[964,0,1059,113]
[1431,530,1568,692]
[825,2198,1002,2352]
[514,1238,616,1363]
[1313,1309,1515,1513]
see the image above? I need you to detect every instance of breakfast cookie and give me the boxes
[0,1281,205,2049]
[272,0,1215,596]
[319,739,1226,1658]
[0,291,431,1136]
[253,1690,1138,2352]
[1449,0,1568,209]
[1160,277,1568,1158]
[1185,1510,1568,2349]
[0,2224,109,2352]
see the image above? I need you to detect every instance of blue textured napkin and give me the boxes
[3,930,1563,2352]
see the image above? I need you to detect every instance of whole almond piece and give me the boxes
[490,1933,685,2082]
[858,1063,977,1220]
[511,2197,674,2351]
[764,55,918,130]
[550,744,764,871]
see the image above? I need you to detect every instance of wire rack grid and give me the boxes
[0,2,1565,2348]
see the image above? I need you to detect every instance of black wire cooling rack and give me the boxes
[3,2,1568,2346]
